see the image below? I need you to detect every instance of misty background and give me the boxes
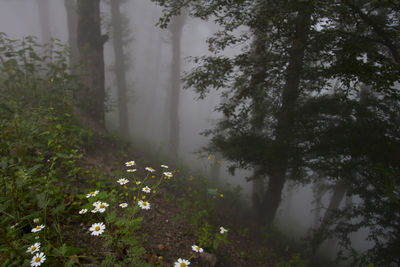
[1,1,398,266]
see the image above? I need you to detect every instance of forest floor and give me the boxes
[61,114,305,267]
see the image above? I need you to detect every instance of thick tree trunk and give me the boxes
[111,0,129,139]
[168,14,185,157]
[64,0,79,68]
[311,181,347,254]
[37,0,51,43]
[249,30,268,216]
[252,171,265,221]
[260,4,312,225]
[77,0,105,124]
[322,182,347,223]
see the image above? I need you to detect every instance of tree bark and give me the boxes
[64,0,79,68]
[168,14,185,157]
[111,0,129,139]
[77,0,105,124]
[260,4,313,225]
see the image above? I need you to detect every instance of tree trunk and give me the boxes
[77,0,105,124]
[249,28,268,216]
[37,0,51,43]
[64,0,79,68]
[322,182,347,223]
[168,14,185,157]
[311,181,347,254]
[111,0,129,139]
[260,4,313,225]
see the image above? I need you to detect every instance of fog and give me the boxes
[1,1,394,265]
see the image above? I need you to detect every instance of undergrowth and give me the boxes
[0,33,308,267]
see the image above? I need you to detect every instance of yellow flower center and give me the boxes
[180,263,186,267]
[100,204,105,208]
[196,247,200,251]
[90,192,94,195]
[142,202,147,206]
[36,226,40,230]
[35,257,41,262]
[95,226,100,231]
[31,246,36,251]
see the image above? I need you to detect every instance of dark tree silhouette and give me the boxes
[76,0,106,124]
[64,0,79,68]
[111,0,129,139]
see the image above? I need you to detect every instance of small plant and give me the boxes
[275,254,306,267]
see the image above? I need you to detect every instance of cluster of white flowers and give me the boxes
[91,201,109,213]
[77,159,226,267]
[173,244,204,266]
[28,219,47,266]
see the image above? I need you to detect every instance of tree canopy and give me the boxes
[152,0,400,265]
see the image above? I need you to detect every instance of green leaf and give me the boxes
[53,244,82,257]
[27,164,42,175]
[36,193,49,209]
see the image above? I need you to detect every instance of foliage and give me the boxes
[0,33,88,265]
[152,0,400,265]
[275,253,305,267]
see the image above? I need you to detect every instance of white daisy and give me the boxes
[86,190,99,198]
[79,209,88,214]
[92,201,101,207]
[91,207,99,213]
[136,181,142,185]
[138,200,151,210]
[94,202,109,213]
[31,225,45,233]
[125,160,135,167]
[142,186,151,193]
[26,243,40,254]
[145,167,155,172]
[117,178,129,185]
[33,218,40,224]
[220,226,228,234]
[191,244,204,253]
[163,172,173,178]
[174,258,190,267]
[89,222,106,236]
[161,164,168,168]
[119,203,128,208]
[127,169,137,172]
[30,252,46,266]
